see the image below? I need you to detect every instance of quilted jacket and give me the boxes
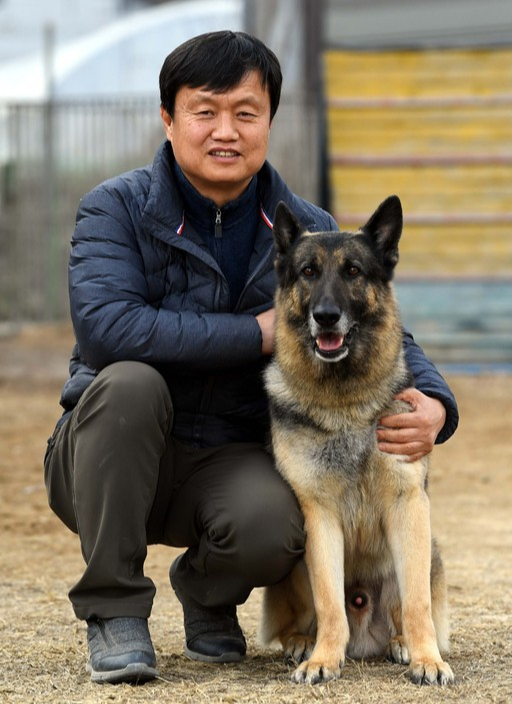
[59,141,459,447]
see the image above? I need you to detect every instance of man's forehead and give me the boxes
[178,71,269,103]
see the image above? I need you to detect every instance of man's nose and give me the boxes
[212,113,239,140]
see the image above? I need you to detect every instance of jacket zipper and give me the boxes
[195,209,224,444]
[215,208,222,239]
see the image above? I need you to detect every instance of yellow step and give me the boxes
[324,48,512,99]
[326,105,512,156]
[330,165,512,215]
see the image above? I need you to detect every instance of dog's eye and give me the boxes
[347,265,360,277]
[302,266,315,278]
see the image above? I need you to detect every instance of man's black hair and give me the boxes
[159,31,282,120]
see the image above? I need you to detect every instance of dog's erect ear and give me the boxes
[272,201,303,254]
[361,195,403,273]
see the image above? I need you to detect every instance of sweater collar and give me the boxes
[144,141,295,242]
[172,160,258,230]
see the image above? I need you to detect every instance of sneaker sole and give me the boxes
[87,661,159,684]
[184,644,245,663]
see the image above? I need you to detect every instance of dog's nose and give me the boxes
[313,304,341,327]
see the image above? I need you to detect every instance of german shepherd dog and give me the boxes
[261,196,454,686]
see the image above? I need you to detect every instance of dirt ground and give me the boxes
[1,324,511,704]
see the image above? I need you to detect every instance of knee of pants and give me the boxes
[83,361,173,432]
[207,478,306,586]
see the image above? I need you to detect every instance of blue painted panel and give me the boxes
[395,280,512,367]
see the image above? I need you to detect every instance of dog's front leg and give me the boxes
[291,500,348,684]
[386,480,454,685]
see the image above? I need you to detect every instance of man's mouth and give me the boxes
[210,150,239,158]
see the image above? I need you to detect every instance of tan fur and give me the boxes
[261,199,454,686]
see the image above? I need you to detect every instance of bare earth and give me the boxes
[1,324,511,704]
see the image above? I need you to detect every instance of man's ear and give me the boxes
[160,106,173,139]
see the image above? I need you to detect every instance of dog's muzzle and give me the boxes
[310,307,357,362]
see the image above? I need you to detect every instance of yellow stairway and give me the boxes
[324,48,512,277]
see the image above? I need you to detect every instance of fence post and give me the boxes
[43,22,59,318]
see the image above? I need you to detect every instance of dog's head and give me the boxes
[272,196,403,364]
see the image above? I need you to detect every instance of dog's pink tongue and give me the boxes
[316,333,344,351]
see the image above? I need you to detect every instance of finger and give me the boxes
[378,441,427,460]
[377,427,420,444]
[378,411,421,429]
[394,387,421,406]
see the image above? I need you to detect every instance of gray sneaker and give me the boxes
[86,616,159,684]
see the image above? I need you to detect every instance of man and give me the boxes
[44,31,458,685]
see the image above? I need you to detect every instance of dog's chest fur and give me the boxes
[308,425,373,480]
[266,362,418,581]
[272,416,400,582]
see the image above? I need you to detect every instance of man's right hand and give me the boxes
[256,308,275,355]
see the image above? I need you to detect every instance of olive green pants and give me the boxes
[44,361,305,620]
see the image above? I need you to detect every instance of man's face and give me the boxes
[161,70,272,206]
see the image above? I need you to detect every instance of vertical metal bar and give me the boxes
[43,23,59,319]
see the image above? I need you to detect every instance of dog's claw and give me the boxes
[284,635,315,664]
[386,636,410,665]
[407,660,455,686]
[291,659,343,685]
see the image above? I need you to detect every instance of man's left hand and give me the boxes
[377,388,446,462]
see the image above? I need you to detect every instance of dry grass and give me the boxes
[1,325,511,703]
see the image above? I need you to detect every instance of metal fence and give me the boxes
[0,95,321,322]
[1,95,510,367]
[0,98,162,321]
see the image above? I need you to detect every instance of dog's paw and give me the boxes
[291,658,343,685]
[284,634,315,664]
[385,636,410,664]
[407,659,455,686]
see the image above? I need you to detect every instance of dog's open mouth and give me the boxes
[314,327,356,361]
[315,333,345,355]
